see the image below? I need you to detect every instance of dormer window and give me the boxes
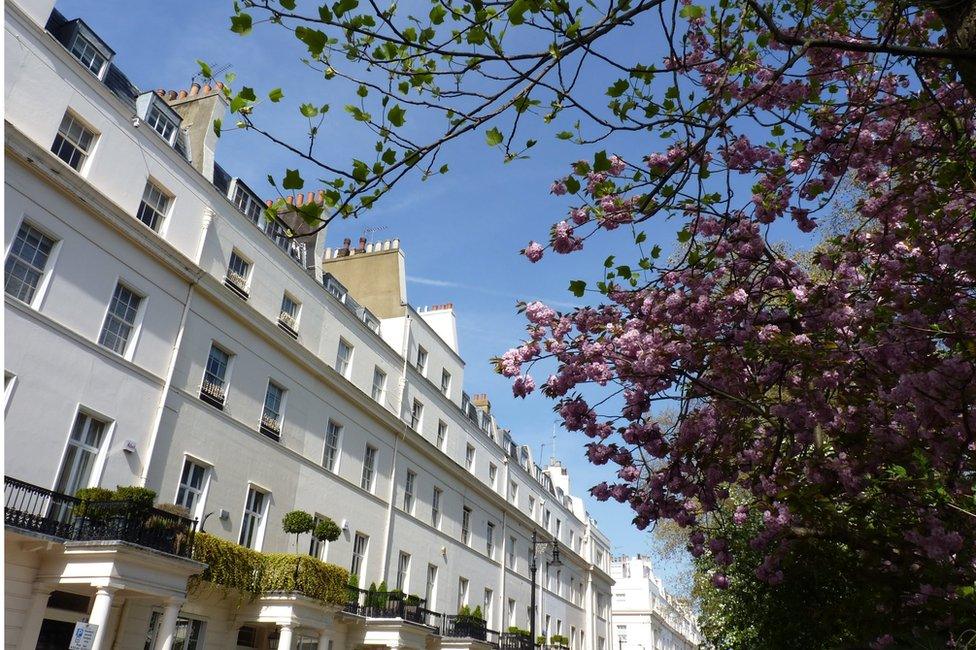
[53,18,114,81]
[232,181,264,224]
[70,33,107,78]
[146,105,178,145]
[135,93,187,158]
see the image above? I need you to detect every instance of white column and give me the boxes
[277,624,295,650]
[17,585,53,650]
[316,630,331,650]
[152,598,184,650]
[88,587,117,650]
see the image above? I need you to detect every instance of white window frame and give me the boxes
[415,346,428,375]
[371,367,387,403]
[489,463,497,488]
[436,420,447,450]
[323,420,342,472]
[403,470,416,514]
[136,180,172,233]
[461,506,471,545]
[146,104,179,146]
[174,456,210,522]
[440,369,451,395]
[226,250,252,298]
[409,399,424,431]
[425,563,438,608]
[53,408,112,498]
[201,342,233,407]
[395,551,411,592]
[361,444,377,492]
[350,532,369,584]
[69,32,108,78]
[51,111,97,173]
[336,339,354,378]
[239,485,269,550]
[465,444,475,471]
[279,293,301,335]
[97,281,145,358]
[431,487,442,529]
[5,220,60,308]
[486,521,495,558]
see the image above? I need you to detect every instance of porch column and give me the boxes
[278,624,295,650]
[316,630,331,650]
[89,586,117,650]
[16,584,53,650]
[153,598,184,650]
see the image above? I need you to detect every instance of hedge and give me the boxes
[262,553,349,604]
[190,532,349,605]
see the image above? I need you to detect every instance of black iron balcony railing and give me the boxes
[4,476,196,558]
[343,587,441,628]
[443,615,501,643]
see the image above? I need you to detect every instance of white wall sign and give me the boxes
[69,622,98,650]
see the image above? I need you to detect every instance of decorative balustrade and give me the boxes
[224,270,249,299]
[199,377,226,408]
[4,476,196,558]
[343,587,440,628]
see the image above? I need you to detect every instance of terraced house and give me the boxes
[2,1,615,649]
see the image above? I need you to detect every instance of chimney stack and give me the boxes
[338,238,352,257]
[157,82,227,182]
[356,236,368,253]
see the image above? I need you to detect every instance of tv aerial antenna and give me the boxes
[192,62,232,85]
[363,225,389,244]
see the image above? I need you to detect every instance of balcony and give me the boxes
[259,413,282,440]
[200,377,226,409]
[4,476,196,558]
[277,310,299,339]
[224,270,249,300]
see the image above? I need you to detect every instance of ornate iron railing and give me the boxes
[500,633,535,650]
[343,586,438,627]
[4,476,195,558]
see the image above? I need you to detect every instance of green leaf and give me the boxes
[351,159,369,183]
[230,12,253,35]
[279,0,297,8]
[283,169,304,190]
[651,245,662,258]
[212,118,222,137]
[429,4,447,24]
[300,103,319,118]
[388,104,406,127]
[771,124,785,137]
[556,131,574,140]
[268,88,284,103]
[593,150,611,172]
[568,280,586,297]
[197,60,213,79]
[319,5,334,21]
[439,164,449,174]
[333,0,359,17]
[295,26,327,57]
[677,229,692,243]
[604,256,615,268]
[679,4,704,19]
[507,0,529,25]
[635,231,646,244]
[564,177,581,194]
[357,85,369,98]
[485,127,504,146]
[607,79,629,98]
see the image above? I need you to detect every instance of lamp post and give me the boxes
[529,529,562,648]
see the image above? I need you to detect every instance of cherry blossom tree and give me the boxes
[221,0,975,641]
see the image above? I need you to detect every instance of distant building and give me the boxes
[609,556,700,650]
[3,1,615,648]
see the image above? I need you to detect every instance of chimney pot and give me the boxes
[295,193,304,207]
[190,82,201,96]
[356,236,367,253]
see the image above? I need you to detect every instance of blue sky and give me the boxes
[52,0,799,590]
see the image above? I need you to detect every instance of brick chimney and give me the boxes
[157,83,227,182]
[472,393,491,413]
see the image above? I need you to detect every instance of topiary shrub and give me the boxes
[113,486,157,510]
[72,487,115,523]
[507,627,531,637]
[313,517,341,542]
[281,510,315,535]
[471,605,484,621]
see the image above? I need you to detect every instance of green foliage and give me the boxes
[190,532,349,605]
[72,487,115,521]
[191,532,264,595]
[313,517,342,542]
[507,627,531,637]
[113,486,156,509]
[261,553,349,604]
[155,503,191,518]
[550,634,570,646]
[281,510,315,535]
[347,573,360,589]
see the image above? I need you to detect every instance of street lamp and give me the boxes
[530,530,562,648]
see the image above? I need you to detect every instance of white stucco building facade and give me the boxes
[608,556,700,650]
[3,2,615,649]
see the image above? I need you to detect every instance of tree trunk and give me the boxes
[929,0,976,96]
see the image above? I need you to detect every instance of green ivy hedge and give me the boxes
[262,553,349,604]
[190,532,348,605]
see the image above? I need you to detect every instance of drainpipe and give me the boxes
[380,307,412,582]
[498,457,510,628]
[139,208,213,487]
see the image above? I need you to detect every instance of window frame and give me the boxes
[440,369,452,395]
[5,220,59,307]
[336,339,354,378]
[361,444,377,492]
[260,380,286,439]
[51,112,97,172]
[371,366,387,403]
[431,487,442,529]
[323,420,342,473]
[350,532,369,584]
[136,179,172,232]
[225,250,252,300]
[174,456,210,522]
[239,485,269,550]
[415,346,428,375]
[409,398,424,431]
[97,281,145,358]
[200,343,232,409]
[403,469,416,514]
